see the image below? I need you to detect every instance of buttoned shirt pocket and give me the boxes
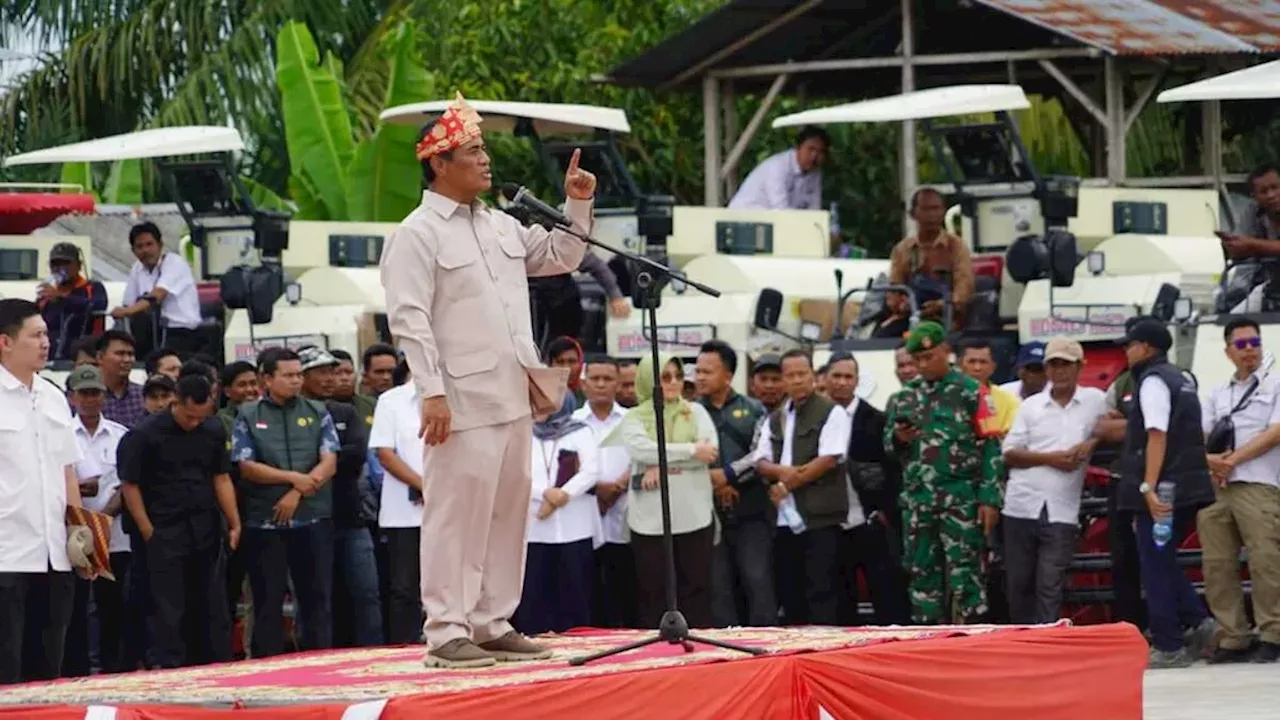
[39,402,79,469]
[445,349,498,379]
[0,412,29,505]
[495,228,527,259]
[435,239,484,300]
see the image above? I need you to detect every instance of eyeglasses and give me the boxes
[660,373,680,383]
[1233,337,1262,350]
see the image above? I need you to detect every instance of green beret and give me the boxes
[904,321,946,353]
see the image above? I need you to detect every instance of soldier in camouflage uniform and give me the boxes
[883,322,1003,624]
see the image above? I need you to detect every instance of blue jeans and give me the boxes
[1135,509,1207,652]
[333,526,384,647]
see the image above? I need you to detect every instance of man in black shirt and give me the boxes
[298,347,383,647]
[119,375,241,668]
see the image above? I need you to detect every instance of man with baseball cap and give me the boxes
[1001,338,1107,624]
[297,347,382,647]
[883,321,1003,624]
[37,242,107,362]
[1000,341,1047,400]
[1110,317,1215,668]
[750,354,785,412]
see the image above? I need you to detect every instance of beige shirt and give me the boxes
[380,190,591,433]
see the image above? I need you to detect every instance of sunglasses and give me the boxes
[1233,337,1262,350]
[660,373,680,383]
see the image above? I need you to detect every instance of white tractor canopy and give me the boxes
[771,85,1030,127]
[1157,60,1280,103]
[379,100,631,136]
[287,267,386,310]
[2,127,245,167]
[677,254,889,300]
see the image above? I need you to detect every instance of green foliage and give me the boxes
[102,159,143,205]
[276,20,357,221]
[58,162,95,198]
[345,24,438,223]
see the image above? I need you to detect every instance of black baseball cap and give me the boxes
[50,242,81,263]
[752,354,782,374]
[1122,317,1172,353]
[143,374,176,396]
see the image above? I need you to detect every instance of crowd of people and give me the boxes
[1,289,1272,682]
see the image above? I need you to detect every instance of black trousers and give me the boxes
[62,575,92,677]
[244,520,335,657]
[94,552,133,673]
[148,515,231,668]
[1003,509,1078,625]
[712,516,778,627]
[514,539,594,635]
[776,526,842,626]
[632,526,714,629]
[837,520,910,626]
[593,542,638,629]
[0,569,74,685]
[384,527,423,645]
[1107,482,1147,629]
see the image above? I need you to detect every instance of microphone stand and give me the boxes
[537,210,764,666]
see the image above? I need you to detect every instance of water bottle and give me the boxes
[829,201,841,237]
[43,269,66,287]
[779,495,806,534]
[1152,481,1175,548]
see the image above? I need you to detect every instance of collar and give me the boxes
[904,231,958,252]
[1039,385,1083,408]
[786,149,805,177]
[704,389,741,411]
[74,415,118,439]
[784,392,818,414]
[1230,368,1266,387]
[0,364,29,392]
[140,252,173,275]
[262,393,300,409]
[845,397,860,416]
[422,190,488,219]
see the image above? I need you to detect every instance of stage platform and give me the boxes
[0,622,1146,719]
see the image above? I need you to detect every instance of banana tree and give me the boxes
[276,20,435,223]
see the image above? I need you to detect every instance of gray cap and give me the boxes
[66,364,106,392]
[298,346,339,372]
[752,354,782,374]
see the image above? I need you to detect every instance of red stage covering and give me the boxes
[0,193,96,234]
[0,623,1146,720]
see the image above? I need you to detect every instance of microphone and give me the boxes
[499,183,572,227]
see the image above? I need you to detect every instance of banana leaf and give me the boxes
[240,176,295,214]
[102,158,143,205]
[346,23,436,222]
[289,166,330,221]
[276,21,356,220]
[58,162,97,199]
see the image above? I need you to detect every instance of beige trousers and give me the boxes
[419,415,533,649]
[1197,481,1280,648]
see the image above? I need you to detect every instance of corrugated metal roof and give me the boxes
[972,0,1280,55]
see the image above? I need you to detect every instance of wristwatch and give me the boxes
[1139,482,1152,495]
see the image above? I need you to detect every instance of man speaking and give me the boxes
[380,92,596,669]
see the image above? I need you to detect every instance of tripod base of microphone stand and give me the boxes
[567,611,765,666]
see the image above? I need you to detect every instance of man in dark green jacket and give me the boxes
[231,347,339,658]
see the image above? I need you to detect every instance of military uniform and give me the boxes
[883,323,1003,623]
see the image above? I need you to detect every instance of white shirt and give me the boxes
[122,251,202,330]
[527,427,602,546]
[1002,386,1107,524]
[1203,371,1280,487]
[73,417,131,553]
[1000,380,1023,398]
[0,365,83,572]
[841,399,867,528]
[573,403,630,544]
[753,398,852,528]
[368,383,424,528]
[728,149,822,210]
[1139,376,1172,431]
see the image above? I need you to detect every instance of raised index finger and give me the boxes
[568,148,581,174]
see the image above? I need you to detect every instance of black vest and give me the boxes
[1118,357,1214,511]
[768,394,849,530]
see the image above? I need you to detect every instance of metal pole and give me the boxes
[1104,55,1126,184]
[722,80,738,197]
[703,75,722,206]
[719,73,790,182]
[900,0,917,236]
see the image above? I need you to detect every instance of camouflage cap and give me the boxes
[904,321,946,354]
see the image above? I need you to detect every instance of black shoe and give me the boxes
[1252,642,1280,663]
[1207,645,1255,664]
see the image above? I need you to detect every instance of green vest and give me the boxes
[769,393,849,530]
[238,396,332,526]
[352,393,377,430]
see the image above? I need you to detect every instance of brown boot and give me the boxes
[422,638,497,669]
[478,631,552,662]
